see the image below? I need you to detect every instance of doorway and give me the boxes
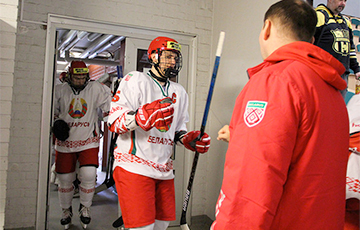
[38,14,197,230]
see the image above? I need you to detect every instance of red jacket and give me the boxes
[212,42,349,230]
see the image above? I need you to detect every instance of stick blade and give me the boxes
[94,183,108,194]
[112,216,124,228]
[180,224,191,230]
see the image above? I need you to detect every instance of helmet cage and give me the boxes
[153,50,182,79]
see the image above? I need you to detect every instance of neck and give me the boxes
[331,10,339,16]
[149,69,167,86]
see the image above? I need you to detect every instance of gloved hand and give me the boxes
[135,97,174,132]
[182,130,211,153]
[52,119,70,141]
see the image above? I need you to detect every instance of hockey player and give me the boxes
[53,60,112,229]
[212,0,349,229]
[108,36,211,230]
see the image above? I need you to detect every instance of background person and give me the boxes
[212,0,349,229]
[314,0,360,99]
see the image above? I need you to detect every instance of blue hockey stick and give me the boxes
[180,31,225,230]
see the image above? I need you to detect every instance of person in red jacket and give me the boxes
[212,0,349,229]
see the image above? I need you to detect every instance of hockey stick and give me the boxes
[180,31,225,230]
[94,132,117,194]
[110,66,126,229]
[94,66,123,195]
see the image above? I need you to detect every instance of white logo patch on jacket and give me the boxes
[244,101,268,127]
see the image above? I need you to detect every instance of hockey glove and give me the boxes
[135,97,174,132]
[182,130,211,153]
[52,119,70,141]
[109,111,138,134]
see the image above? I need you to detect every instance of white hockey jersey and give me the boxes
[108,71,189,180]
[54,81,112,153]
[347,94,360,134]
[346,94,360,200]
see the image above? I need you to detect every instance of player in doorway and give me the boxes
[53,60,112,229]
[108,36,211,230]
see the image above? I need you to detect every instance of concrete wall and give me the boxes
[207,0,278,219]
[0,0,19,228]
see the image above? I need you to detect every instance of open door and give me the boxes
[40,14,196,229]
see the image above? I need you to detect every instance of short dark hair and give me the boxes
[264,0,317,42]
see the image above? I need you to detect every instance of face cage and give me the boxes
[155,51,182,79]
[69,73,89,91]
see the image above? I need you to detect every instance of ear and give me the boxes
[150,53,158,64]
[310,36,315,44]
[262,19,272,41]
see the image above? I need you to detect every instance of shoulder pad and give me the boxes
[342,15,352,28]
[316,11,326,27]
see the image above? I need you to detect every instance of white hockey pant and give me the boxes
[129,220,170,230]
[78,166,96,207]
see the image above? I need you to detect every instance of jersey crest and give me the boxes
[331,28,350,56]
[124,73,133,81]
[244,101,267,127]
[68,97,88,119]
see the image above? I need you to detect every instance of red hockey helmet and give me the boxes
[147,36,181,60]
[69,61,89,76]
[68,61,89,90]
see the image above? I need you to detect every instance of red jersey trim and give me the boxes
[56,136,100,148]
[347,176,360,194]
[114,152,173,172]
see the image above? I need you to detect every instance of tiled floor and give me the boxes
[48,174,119,229]
[48,170,212,230]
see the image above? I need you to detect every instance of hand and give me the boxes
[135,97,174,132]
[217,125,230,143]
[182,130,211,153]
[355,72,360,80]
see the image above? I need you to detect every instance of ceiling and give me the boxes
[56,29,124,75]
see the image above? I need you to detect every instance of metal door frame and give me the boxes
[38,14,197,229]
